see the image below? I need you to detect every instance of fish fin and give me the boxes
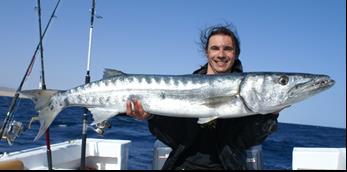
[103,68,127,79]
[88,108,119,124]
[201,95,237,108]
[34,105,63,142]
[197,116,218,124]
[20,89,60,110]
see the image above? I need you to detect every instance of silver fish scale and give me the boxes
[60,74,244,116]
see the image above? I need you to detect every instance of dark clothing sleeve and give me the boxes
[216,113,279,150]
[148,115,199,149]
[215,113,279,169]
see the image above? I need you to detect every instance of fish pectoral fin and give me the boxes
[197,116,218,124]
[88,108,119,124]
[201,95,237,108]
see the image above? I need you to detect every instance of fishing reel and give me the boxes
[0,120,26,145]
[89,120,111,136]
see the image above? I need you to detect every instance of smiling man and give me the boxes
[126,23,281,170]
[206,30,238,74]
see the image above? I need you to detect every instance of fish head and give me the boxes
[240,72,335,114]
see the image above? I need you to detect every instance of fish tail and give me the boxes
[20,89,63,141]
[34,106,63,141]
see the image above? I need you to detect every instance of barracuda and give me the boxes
[21,69,335,141]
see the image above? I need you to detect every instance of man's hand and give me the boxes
[126,99,151,120]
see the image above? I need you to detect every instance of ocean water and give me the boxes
[0,96,345,170]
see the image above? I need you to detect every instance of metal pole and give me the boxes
[80,0,96,170]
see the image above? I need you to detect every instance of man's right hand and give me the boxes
[126,99,151,120]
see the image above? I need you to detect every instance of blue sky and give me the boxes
[0,0,345,128]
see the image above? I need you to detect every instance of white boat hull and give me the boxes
[0,138,131,170]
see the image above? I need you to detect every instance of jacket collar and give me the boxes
[192,59,243,74]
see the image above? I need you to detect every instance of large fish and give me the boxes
[21,69,334,141]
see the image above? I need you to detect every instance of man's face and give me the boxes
[206,34,237,74]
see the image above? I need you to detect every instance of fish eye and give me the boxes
[278,75,289,85]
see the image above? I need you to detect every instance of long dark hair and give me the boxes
[200,23,241,58]
[196,23,243,73]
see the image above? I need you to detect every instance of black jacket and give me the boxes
[148,60,278,170]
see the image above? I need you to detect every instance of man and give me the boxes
[126,24,281,170]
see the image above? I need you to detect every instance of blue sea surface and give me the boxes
[0,96,345,170]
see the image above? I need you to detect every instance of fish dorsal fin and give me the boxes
[103,68,127,79]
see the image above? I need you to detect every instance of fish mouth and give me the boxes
[289,76,335,99]
[305,76,335,93]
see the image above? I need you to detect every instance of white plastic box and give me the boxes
[292,147,346,170]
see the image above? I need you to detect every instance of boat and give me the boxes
[1,138,345,170]
[0,138,131,170]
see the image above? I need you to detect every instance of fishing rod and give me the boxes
[37,0,46,91]
[36,0,53,170]
[80,0,96,170]
[0,0,61,143]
